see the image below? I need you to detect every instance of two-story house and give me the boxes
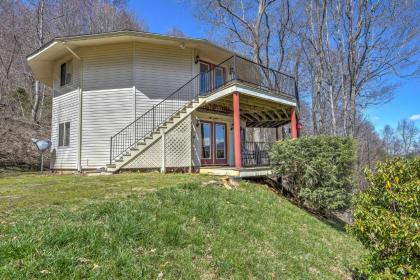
[27,30,298,177]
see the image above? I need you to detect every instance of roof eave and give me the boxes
[27,30,236,62]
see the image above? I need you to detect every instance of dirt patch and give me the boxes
[0,117,50,170]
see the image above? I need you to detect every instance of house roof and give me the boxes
[27,30,236,86]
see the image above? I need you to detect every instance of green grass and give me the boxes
[0,172,364,279]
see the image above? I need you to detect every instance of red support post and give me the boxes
[291,108,298,139]
[233,91,242,168]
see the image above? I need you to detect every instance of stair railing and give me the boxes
[109,55,296,164]
[109,56,235,163]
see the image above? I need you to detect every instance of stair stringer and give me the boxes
[106,98,206,173]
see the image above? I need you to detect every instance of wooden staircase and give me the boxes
[106,97,205,173]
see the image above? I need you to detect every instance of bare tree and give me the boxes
[335,0,419,136]
[397,119,419,155]
[382,125,399,156]
[193,0,282,65]
[0,0,146,124]
[31,0,45,122]
[355,118,385,189]
[166,26,186,37]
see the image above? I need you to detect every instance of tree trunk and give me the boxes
[31,80,41,122]
[328,84,337,135]
[348,86,357,137]
[31,0,45,123]
[312,72,323,135]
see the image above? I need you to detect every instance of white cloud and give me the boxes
[409,114,420,121]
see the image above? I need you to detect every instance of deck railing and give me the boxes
[241,142,274,167]
[110,56,295,163]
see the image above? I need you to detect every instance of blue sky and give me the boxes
[129,0,420,133]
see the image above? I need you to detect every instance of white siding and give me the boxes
[80,43,133,91]
[77,43,134,168]
[52,54,80,97]
[50,41,197,169]
[81,88,133,168]
[134,42,193,117]
[50,89,79,169]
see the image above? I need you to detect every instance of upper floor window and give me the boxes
[60,60,72,87]
[58,122,70,147]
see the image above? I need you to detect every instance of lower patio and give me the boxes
[194,85,299,177]
[199,165,273,178]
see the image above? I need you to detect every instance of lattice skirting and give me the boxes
[122,115,192,169]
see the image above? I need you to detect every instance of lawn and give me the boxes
[0,172,364,279]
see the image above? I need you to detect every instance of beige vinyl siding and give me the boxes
[78,42,194,168]
[49,41,198,168]
[77,43,135,167]
[50,89,79,169]
[80,43,133,91]
[134,42,193,117]
[81,88,133,168]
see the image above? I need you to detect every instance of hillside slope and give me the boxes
[0,117,50,169]
[0,173,364,279]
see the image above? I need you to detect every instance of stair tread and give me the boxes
[109,93,202,173]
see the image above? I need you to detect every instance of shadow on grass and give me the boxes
[249,176,348,233]
[316,214,347,233]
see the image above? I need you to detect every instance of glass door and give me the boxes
[199,62,210,95]
[214,123,227,165]
[200,121,228,166]
[200,121,212,165]
[214,66,225,89]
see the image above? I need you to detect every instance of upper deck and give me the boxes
[199,55,296,106]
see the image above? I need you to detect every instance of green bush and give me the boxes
[349,157,420,279]
[269,136,356,213]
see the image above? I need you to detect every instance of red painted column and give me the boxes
[291,108,298,139]
[233,91,242,168]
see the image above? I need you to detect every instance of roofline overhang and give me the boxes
[27,30,236,61]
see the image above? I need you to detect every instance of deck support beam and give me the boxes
[291,108,298,139]
[233,91,242,168]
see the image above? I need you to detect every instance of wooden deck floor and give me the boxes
[199,166,272,178]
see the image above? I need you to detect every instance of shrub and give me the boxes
[270,136,356,213]
[349,157,420,279]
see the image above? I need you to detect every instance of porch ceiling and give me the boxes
[201,93,293,128]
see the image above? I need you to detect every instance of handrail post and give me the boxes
[152,106,155,129]
[233,55,237,80]
[110,137,112,164]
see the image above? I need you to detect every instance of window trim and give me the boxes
[215,122,227,160]
[59,60,73,88]
[58,121,70,148]
[200,121,212,160]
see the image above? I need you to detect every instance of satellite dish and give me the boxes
[31,138,52,173]
[32,138,52,152]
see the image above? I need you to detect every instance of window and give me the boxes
[214,67,224,88]
[58,122,70,147]
[60,60,72,86]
